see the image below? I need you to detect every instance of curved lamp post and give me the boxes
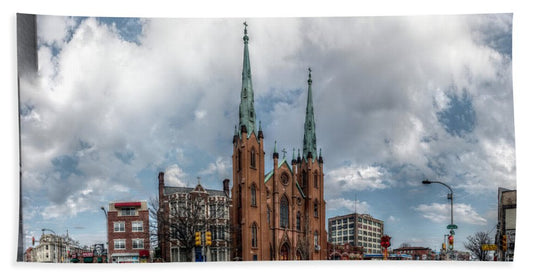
[100,206,108,263]
[422,179,456,260]
[422,180,454,226]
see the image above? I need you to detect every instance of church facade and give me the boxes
[230,23,327,261]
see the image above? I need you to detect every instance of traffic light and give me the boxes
[442,243,446,251]
[502,235,507,252]
[195,231,201,246]
[205,231,212,246]
[448,235,454,249]
[380,235,391,248]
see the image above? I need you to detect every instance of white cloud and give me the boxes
[164,164,188,187]
[414,202,487,226]
[326,198,370,214]
[388,216,399,223]
[36,15,76,47]
[199,156,231,180]
[326,164,388,194]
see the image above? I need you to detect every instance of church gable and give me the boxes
[191,183,207,194]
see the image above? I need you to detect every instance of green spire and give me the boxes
[303,67,317,160]
[238,21,256,137]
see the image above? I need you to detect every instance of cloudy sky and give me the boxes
[18,13,515,253]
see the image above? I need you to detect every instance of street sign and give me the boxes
[447,224,458,229]
[481,244,498,251]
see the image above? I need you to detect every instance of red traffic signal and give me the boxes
[381,235,391,248]
[448,235,454,246]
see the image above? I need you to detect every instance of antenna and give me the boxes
[354,193,357,216]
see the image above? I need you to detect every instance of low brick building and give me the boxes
[327,242,364,260]
[392,246,436,260]
[107,201,150,263]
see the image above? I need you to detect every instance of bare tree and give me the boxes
[150,193,231,262]
[463,231,491,261]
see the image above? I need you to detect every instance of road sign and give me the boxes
[447,224,458,229]
[481,244,498,251]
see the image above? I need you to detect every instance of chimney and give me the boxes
[223,179,230,196]
[158,172,165,200]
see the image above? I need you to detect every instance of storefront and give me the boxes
[111,252,140,263]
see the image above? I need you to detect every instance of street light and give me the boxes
[422,179,457,260]
[422,180,454,227]
[100,206,108,263]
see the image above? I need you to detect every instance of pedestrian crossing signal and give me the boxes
[195,231,201,246]
[502,235,507,251]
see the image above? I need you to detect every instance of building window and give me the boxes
[267,206,271,227]
[302,171,307,188]
[280,196,289,228]
[314,231,319,247]
[114,239,125,250]
[209,203,216,218]
[314,171,318,188]
[238,185,242,208]
[218,225,226,240]
[132,221,143,232]
[250,148,256,168]
[121,207,136,216]
[238,149,242,171]
[314,201,319,217]
[296,211,301,230]
[132,239,144,249]
[251,223,258,248]
[114,222,125,232]
[251,184,257,206]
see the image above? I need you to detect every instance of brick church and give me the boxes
[230,23,327,261]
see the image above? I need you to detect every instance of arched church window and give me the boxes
[314,231,319,247]
[251,184,257,207]
[296,211,301,231]
[314,171,318,188]
[250,148,256,168]
[238,185,242,208]
[314,200,318,218]
[280,195,289,228]
[251,223,258,248]
[302,170,307,188]
[267,206,271,227]
[238,149,242,171]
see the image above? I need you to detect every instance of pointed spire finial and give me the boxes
[303,68,317,161]
[273,140,279,159]
[292,148,296,160]
[243,21,249,43]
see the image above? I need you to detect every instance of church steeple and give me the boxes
[303,67,318,161]
[238,21,256,137]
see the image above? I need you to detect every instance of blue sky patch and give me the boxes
[437,88,477,137]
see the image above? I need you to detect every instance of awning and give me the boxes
[70,258,80,263]
[83,257,94,263]
[114,202,141,207]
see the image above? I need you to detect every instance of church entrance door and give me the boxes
[280,243,290,260]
